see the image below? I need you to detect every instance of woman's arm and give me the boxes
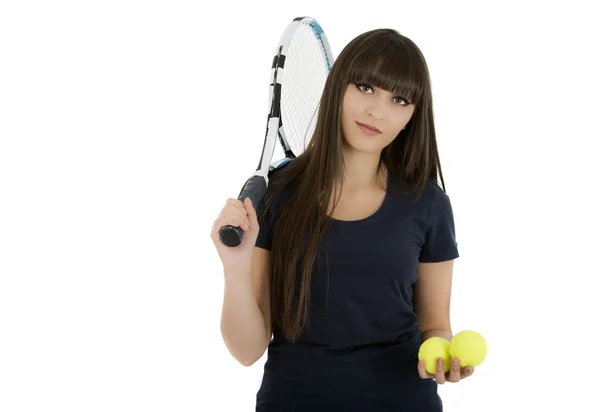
[220,247,272,366]
[413,260,455,341]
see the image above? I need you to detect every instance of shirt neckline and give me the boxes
[328,173,391,225]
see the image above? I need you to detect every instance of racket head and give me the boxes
[275,17,334,160]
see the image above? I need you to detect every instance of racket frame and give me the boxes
[219,16,334,247]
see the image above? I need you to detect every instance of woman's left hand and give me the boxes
[417,357,475,384]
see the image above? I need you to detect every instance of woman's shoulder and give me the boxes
[386,175,452,213]
[424,179,453,200]
[421,179,455,220]
[424,179,447,196]
[387,173,442,197]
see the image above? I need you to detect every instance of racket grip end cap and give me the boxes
[219,225,243,247]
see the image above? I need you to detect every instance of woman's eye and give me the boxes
[356,83,372,93]
[356,83,409,106]
[393,97,408,106]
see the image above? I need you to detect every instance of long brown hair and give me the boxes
[260,28,447,342]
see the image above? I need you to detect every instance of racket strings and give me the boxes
[281,23,330,157]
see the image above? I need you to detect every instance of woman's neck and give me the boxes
[338,147,386,190]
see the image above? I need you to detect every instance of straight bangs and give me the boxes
[347,36,427,106]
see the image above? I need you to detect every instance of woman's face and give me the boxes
[340,82,415,154]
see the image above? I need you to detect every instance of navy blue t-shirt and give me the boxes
[254,173,459,411]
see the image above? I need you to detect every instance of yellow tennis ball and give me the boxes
[449,330,487,368]
[418,337,451,374]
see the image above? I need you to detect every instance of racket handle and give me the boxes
[219,175,267,247]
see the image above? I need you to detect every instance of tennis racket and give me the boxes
[219,16,335,247]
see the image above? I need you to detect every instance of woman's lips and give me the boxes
[356,122,381,135]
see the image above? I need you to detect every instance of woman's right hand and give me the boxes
[211,197,260,269]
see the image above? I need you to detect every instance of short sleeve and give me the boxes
[255,195,274,250]
[419,185,459,263]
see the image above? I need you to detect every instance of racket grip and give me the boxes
[219,175,267,247]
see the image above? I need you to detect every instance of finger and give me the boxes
[226,198,244,209]
[243,197,260,231]
[223,202,250,219]
[215,212,250,232]
[221,210,250,228]
[215,202,250,229]
[417,360,433,379]
[448,357,461,383]
[461,366,475,379]
[435,357,446,384]
[225,209,251,227]
[417,360,427,379]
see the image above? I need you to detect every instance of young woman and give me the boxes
[212,28,474,411]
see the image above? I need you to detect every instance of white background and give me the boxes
[1,1,599,411]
